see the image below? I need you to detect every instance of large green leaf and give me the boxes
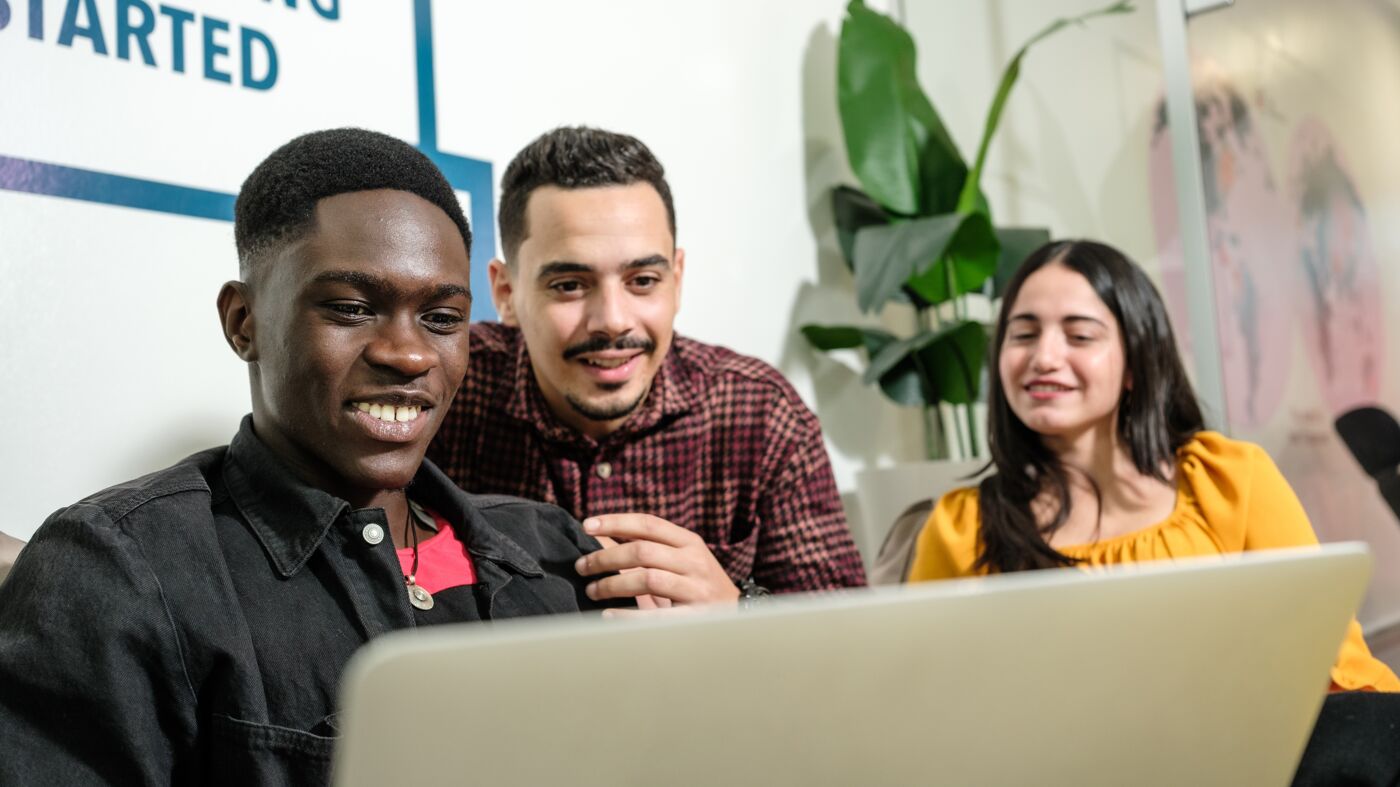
[800,324,867,351]
[956,0,1135,214]
[864,331,933,387]
[861,329,927,405]
[904,212,1000,306]
[991,226,1052,298]
[851,212,966,312]
[800,325,926,405]
[872,353,928,406]
[831,186,890,273]
[800,324,903,365]
[914,321,988,405]
[861,320,987,406]
[838,0,966,216]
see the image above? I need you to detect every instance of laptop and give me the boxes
[333,543,1372,786]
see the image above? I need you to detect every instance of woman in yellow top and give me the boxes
[908,240,1399,782]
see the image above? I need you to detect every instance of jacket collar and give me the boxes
[223,417,347,579]
[223,416,545,579]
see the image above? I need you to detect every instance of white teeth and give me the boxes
[584,357,629,369]
[1029,384,1069,392]
[353,402,421,423]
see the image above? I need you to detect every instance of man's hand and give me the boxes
[575,514,740,609]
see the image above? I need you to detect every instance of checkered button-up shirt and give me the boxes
[427,322,867,592]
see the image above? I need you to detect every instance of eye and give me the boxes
[1008,332,1037,342]
[549,279,586,297]
[629,273,662,291]
[423,310,465,333]
[325,302,372,321]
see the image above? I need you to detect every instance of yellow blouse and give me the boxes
[908,430,1400,692]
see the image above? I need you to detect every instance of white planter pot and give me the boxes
[852,459,987,579]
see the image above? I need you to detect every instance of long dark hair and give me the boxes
[975,240,1205,573]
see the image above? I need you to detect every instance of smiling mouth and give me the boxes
[579,354,640,369]
[1026,383,1073,393]
[352,402,424,423]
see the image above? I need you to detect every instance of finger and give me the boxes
[634,593,673,609]
[602,605,703,620]
[575,540,692,578]
[586,569,705,605]
[582,514,698,548]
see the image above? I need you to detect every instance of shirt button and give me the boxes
[362,523,385,545]
[595,462,613,479]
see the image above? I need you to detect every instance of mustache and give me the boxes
[562,334,657,361]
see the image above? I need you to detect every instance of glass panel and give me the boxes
[1180,0,1400,630]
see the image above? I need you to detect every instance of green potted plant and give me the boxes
[803,0,1133,461]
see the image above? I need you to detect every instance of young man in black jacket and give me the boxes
[0,128,616,784]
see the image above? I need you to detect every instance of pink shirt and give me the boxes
[395,509,477,594]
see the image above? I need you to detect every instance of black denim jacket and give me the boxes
[0,417,605,785]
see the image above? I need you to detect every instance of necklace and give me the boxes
[403,500,435,611]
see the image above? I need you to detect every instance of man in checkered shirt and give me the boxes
[428,126,867,600]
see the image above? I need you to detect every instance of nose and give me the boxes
[585,280,631,337]
[1029,331,1066,373]
[364,315,438,378]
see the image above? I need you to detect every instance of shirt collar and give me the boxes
[502,330,704,446]
[223,415,546,579]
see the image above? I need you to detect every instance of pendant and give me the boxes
[407,581,435,611]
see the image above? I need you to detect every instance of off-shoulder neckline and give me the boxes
[1050,435,1213,554]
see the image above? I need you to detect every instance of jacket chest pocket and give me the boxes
[208,713,337,785]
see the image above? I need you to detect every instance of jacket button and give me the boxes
[595,462,613,479]
[362,523,385,545]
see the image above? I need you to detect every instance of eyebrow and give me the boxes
[535,254,670,281]
[310,270,470,302]
[1008,313,1109,327]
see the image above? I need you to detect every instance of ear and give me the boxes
[488,258,519,325]
[217,281,257,361]
[672,246,686,313]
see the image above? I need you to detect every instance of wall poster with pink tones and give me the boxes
[1145,0,1400,630]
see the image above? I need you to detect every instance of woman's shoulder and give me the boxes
[1175,430,1303,546]
[1179,429,1268,461]
[908,485,984,581]
[933,484,982,525]
[1176,430,1275,490]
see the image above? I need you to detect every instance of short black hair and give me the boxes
[234,128,470,276]
[498,126,675,262]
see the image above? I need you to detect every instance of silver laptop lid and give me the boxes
[334,543,1371,787]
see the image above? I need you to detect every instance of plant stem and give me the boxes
[922,405,947,461]
[965,402,980,458]
[943,257,962,323]
[951,404,967,459]
[916,306,948,460]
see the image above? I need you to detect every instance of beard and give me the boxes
[560,332,660,423]
[564,386,650,422]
